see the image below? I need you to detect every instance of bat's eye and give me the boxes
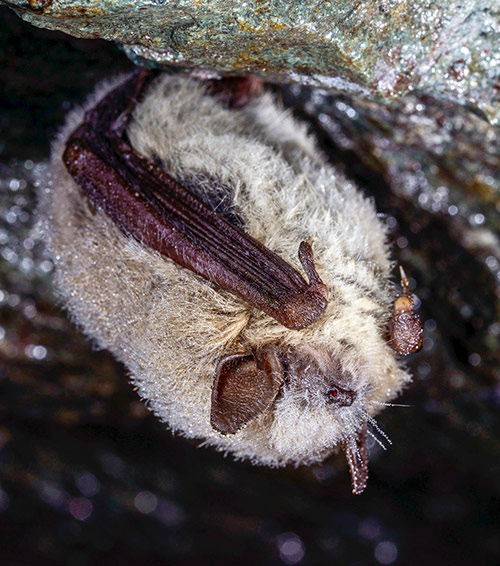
[326,386,356,407]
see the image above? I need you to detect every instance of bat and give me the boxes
[40,69,422,494]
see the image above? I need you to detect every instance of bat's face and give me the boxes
[211,342,359,435]
[41,71,422,494]
[203,262,411,495]
[283,346,358,409]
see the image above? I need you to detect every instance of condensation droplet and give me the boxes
[471,213,485,225]
[485,256,499,270]
[75,472,100,497]
[69,497,93,521]
[359,518,382,540]
[374,540,398,564]
[134,491,158,514]
[424,319,437,332]
[277,533,306,565]
[7,294,20,307]
[418,193,429,205]
[39,260,53,273]
[488,322,500,336]
[386,216,398,230]
[468,353,481,367]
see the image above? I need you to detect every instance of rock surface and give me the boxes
[3,0,500,122]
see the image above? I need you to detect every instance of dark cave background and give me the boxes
[1,7,499,565]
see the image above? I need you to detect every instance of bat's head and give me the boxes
[211,343,361,436]
[208,290,411,494]
[207,258,421,494]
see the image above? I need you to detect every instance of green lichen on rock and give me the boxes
[3,0,500,123]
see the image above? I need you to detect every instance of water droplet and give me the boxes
[374,540,398,564]
[277,533,305,565]
[134,491,158,514]
[69,497,93,521]
[75,472,100,497]
[468,353,481,367]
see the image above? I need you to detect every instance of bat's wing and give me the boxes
[63,70,328,331]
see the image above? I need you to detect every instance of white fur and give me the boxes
[39,74,411,467]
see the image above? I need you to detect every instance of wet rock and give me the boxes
[3,0,500,122]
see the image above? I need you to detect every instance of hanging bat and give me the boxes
[40,69,422,494]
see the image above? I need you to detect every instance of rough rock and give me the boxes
[3,0,500,122]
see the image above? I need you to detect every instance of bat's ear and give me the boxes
[389,266,423,356]
[344,426,369,495]
[210,346,284,435]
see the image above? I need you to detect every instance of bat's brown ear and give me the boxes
[211,346,283,435]
[344,426,369,495]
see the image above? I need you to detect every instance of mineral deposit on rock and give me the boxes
[3,0,500,122]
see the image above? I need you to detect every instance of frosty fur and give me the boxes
[40,73,411,467]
